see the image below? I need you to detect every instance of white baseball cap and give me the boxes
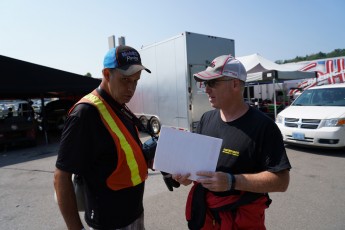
[194,55,247,82]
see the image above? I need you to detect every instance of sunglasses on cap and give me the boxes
[202,78,234,88]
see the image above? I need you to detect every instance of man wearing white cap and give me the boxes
[173,55,291,229]
[54,45,151,230]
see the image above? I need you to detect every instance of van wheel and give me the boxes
[139,116,148,131]
[149,117,161,134]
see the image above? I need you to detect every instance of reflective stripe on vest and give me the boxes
[78,90,147,190]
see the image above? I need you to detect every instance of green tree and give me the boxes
[275,49,345,64]
[85,72,92,77]
[327,49,345,58]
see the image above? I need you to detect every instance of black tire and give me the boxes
[139,116,149,131]
[148,117,161,134]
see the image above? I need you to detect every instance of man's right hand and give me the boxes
[160,172,181,191]
[172,173,192,186]
[54,168,84,230]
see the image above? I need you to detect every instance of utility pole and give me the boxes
[108,35,126,49]
[108,35,116,49]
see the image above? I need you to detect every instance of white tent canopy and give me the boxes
[236,53,316,83]
[235,53,317,119]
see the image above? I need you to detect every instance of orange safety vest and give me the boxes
[74,90,148,190]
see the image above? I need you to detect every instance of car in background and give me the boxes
[36,99,75,131]
[17,101,35,120]
[0,100,38,147]
[0,104,10,118]
[0,101,16,118]
[276,83,345,148]
[30,98,54,114]
[0,113,37,147]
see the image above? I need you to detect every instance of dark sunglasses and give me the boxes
[202,79,234,88]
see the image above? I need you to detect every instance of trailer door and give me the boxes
[189,64,214,131]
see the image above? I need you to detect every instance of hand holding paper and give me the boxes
[153,126,222,181]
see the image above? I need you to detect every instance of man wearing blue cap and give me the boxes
[54,45,151,230]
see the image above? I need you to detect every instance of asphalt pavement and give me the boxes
[0,132,345,230]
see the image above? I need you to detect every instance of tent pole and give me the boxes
[246,84,250,101]
[273,78,277,120]
[40,96,49,145]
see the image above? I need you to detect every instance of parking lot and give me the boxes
[0,133,344,230]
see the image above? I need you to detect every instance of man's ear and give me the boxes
[233,79,242,89]
[102,69,110,81]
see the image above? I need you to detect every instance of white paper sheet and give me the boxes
[153,126,222,181]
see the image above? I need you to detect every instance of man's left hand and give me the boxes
[196,171,230,192]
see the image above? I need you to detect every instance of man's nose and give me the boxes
[127,83,136,92]
[205,85,212,93]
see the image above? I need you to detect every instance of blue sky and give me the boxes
[0,0,344,79]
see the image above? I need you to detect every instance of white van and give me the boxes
[276,83,345,148]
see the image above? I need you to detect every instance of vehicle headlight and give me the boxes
[320,118,345,127]
[276,115,283,124]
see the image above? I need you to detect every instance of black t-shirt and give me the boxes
[197,107,291,175]
[56,88,145,229]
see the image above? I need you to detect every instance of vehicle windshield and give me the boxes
[292,87,345,106]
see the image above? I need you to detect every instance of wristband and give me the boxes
[227,173,236,191]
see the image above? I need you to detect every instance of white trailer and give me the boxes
[127,32,235,134]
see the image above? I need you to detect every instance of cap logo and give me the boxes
[224,70,238,77]
[126,56,139,62]
[121,50,139,58]
[117,49,142,67]
[209,61,216,68]
[121,51,140,62]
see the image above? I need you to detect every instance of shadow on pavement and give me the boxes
[0,131,61,167]
[285,144,345,158]
[0,131,151,168]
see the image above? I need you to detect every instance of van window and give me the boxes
[292,87,345,106]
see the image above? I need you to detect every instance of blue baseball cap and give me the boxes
[103,45,151,76]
